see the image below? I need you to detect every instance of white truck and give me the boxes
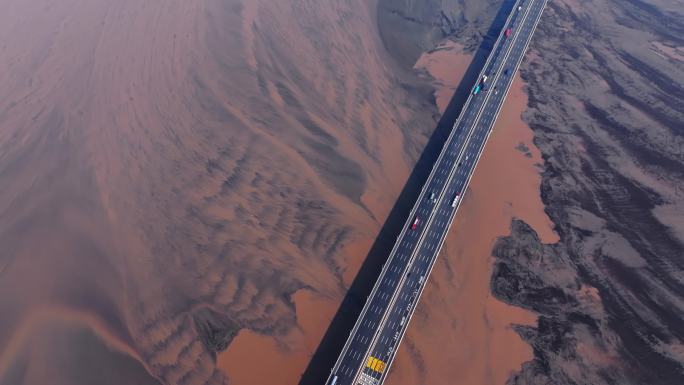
[451,193,461,208]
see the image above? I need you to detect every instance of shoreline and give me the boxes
[387,43,557,385]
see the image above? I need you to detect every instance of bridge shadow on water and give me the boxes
[298,1,517,384]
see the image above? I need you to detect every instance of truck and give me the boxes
[366,356,387,374]
[451,193,461,208]
[475,75,489,94]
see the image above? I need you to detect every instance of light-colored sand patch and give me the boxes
[652,202,684,243]
[651,41,684,62]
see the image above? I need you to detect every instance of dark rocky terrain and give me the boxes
[490,0,684,383]
[377,0,504,67]
[380,0,684,383]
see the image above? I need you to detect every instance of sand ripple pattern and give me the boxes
[0,0,439,384]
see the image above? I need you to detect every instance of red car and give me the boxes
[411,217,420,230]
[505,28,512,37]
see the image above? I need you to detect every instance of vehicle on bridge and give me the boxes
[451,193,461,208]
[505,28,512,37]
[477,75,489,93]
[366,356,386,374]
[473,85,481,95]
[411,217,420,230]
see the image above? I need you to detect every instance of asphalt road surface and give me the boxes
[326,0,548,384]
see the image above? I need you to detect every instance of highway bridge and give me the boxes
[325,0,548,384]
